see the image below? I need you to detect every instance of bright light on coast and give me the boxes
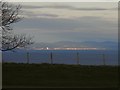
[46,47,49,50]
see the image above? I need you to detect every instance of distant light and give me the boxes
[46,47,49,50]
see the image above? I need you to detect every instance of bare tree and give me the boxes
[0,2,33,51]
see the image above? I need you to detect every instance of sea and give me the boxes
[2,50,118,66]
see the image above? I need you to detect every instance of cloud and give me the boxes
[22,4,116,11]
[38,14,58,17]
[20,4,117,19]
[12,2,117,42]
[19,3,117,20]
[22,5,44,9]
[46,5,116,11]
[20,10,59,18]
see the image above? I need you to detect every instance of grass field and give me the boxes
[3,63,119,88]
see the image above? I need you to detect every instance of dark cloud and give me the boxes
[39,14,58,17]
[48,6,111,11]
[21,10,59,18]
[22,5,44,9]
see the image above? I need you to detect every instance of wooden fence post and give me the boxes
[50,52,53,64]
[77,52,79,65]
[102,54,106,66]
[27,52,30,64]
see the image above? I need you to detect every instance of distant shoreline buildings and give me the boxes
[32,47,106,50]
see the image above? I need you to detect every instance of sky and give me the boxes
[9,2,118,43]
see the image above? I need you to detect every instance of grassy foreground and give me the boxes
[3,63,119,88]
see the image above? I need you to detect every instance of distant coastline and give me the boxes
[31,47,106,50]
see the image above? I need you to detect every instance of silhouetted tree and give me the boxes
[0,2,33,51]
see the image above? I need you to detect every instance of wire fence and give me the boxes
[2,51,118,66]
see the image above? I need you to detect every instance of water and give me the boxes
[2,50,118,66]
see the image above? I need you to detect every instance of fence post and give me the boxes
[77,52,79,65]
[27,52,30,64]
[102,54,106,66]
[50,52,53,64]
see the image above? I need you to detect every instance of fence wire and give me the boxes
[2,51,118,65]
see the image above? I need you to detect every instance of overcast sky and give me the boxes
[11,2,118,43]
